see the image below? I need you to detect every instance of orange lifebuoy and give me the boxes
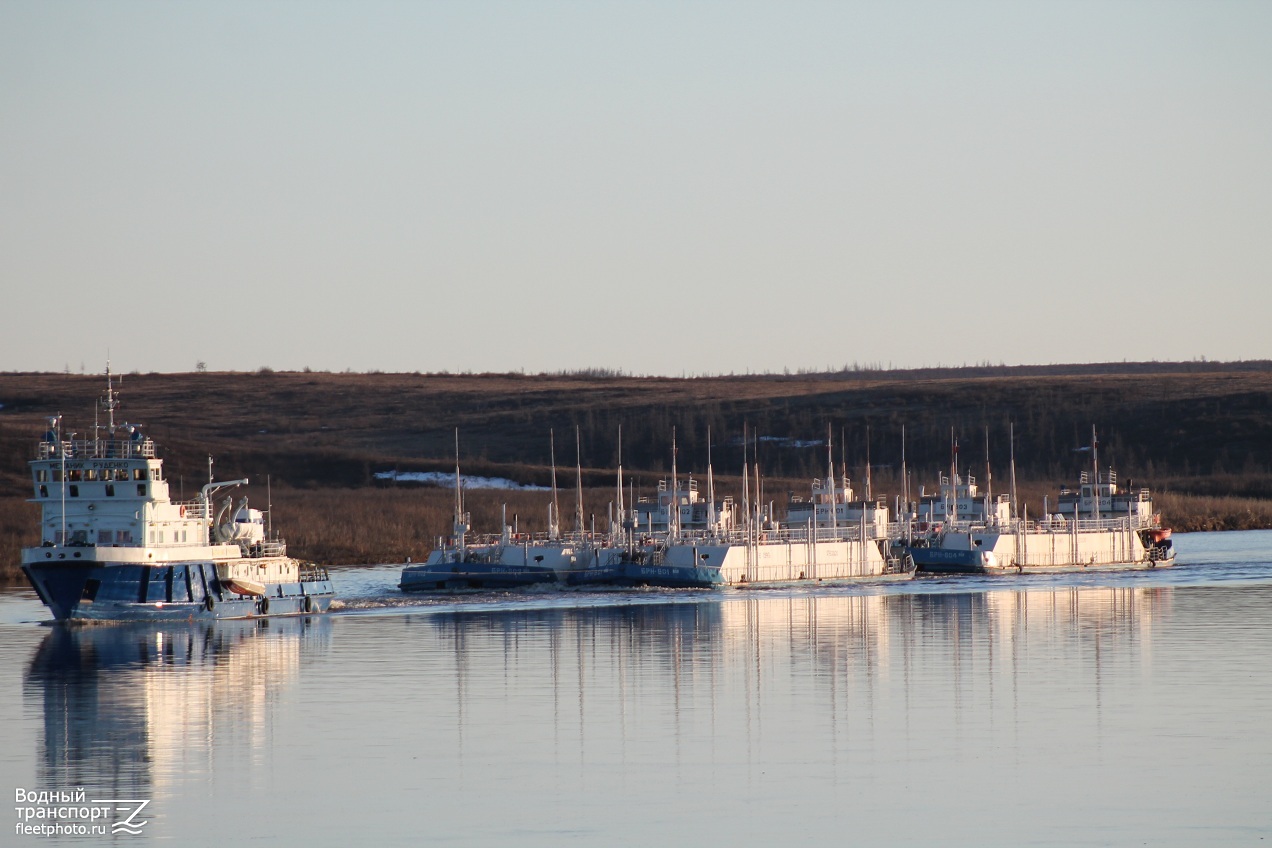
[180,505,186,518]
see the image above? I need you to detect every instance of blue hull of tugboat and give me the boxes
[398,563,558,592]
[905,546,987,574]
[22,561,335,622]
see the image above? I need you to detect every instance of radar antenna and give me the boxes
[101,361,121,434]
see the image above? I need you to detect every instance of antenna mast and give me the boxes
[669,427,679,540]
[864,424,872,501]
[1009,422,1018,520]
[54,415,65,546]
[827,424,837,534]
[984,425,993,514]
[575,425,584,533]
[706,426,716,536]
[1091,424,1100,521]
[615,424,624,538]
[454,429,468,544]
[103,361,119,433]
[901,424,909,513]
[549,429,560,540]
[742,422,750,538]
[753,428,761,533]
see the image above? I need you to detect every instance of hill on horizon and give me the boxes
[2,361,1270,567]
[2,361,1270,495]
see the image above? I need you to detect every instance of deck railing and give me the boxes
[37,438,156,460]
[244,539,288,558]
[299,563,331,582]
[176,500,212,519]
[913,514,1156,535]
[434,521,895,552]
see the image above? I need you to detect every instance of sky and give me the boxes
[1,1,1270,376]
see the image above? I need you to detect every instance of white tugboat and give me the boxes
[21,369,336,621]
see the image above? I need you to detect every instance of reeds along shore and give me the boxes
[3,483,1272,582]
[2,366,1272,581]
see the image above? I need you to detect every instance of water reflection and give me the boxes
[10,576,1264,846]
[25,617,332,800]
[414,586,1174,759]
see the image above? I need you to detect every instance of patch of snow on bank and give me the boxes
[376,471,549,491]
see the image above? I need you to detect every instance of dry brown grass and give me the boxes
[1152,491,1272,532]
[3,365,1272,490]
[264,485,600,564]
[4,364,1272,578]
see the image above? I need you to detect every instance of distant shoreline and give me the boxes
[2,364,1270,573]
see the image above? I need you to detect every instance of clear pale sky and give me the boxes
[2,1,1269,376]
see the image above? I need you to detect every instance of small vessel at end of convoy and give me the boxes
[904,466,1174,575]
[20,370,335,622]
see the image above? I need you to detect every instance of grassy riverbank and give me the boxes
[2,363,1271,578]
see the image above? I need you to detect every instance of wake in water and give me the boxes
[328,581,708,616]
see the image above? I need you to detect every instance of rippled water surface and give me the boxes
[2,530,1270,846]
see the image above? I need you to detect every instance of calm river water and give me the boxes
[2,530,1270,846]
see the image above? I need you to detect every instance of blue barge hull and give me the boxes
[22,561,335,622]
[905,546,988,574]
[558,561,722,589]
[616,562,723,589]
[399,562,558,592]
